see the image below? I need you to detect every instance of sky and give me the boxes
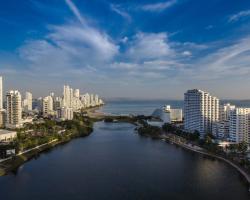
[0,0,250,99]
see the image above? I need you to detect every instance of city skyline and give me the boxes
[1,0,250,99]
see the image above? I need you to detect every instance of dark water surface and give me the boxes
[0,121,249,200]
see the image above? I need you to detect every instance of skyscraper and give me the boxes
[43,96,54,117]
[74,89,80,98]
[229,108,250,144]
[6,90,22,129]
[184,89,219,136]
[23,92,32,112]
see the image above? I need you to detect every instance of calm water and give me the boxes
[0,121,249,200]
[99,100,183,115]
[99,99,250,115]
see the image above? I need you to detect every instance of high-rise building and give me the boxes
[184,89,219,136]
[57,107,73,120]
[6,90,22,129]
[74,89,80,98]
[63,85,74,108]
[0,76,2,110]
[213,103,236,138]
[54,97,62,111]
[43,96,54,117]
[229,108,250,144]
[63,85,69,107]
[23,92,32,112]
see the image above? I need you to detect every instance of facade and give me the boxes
[229,108,250,144]
[43,96,54,117]
[184,89,219,136]
[6,90,22,129]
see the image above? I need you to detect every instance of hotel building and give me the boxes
[184,89,219,136]
[229,108,250,144]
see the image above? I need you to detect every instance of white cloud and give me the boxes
[126,32,173,61]
[182,37,250,80]
[228,9,250,23]
[182,51,192,56]
[65,0,86,25]
[141,0,178,12]
[110,4,131,21]
[18,22,119,74]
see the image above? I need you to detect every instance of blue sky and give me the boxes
[1,0,250,99]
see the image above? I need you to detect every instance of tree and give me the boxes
[237,142,248,154]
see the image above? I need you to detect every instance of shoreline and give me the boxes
[0,132,91,176]
[160,134,250,189]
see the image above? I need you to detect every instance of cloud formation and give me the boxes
[126,32,173,61]
[141,0,178,12]
[228,9,250,23]
[110,4,132,21]
[1,0,250,98]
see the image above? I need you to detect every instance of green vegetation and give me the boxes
[0,113,95,176]
[161,123,250,171]
[14,114,93,153]
[162,123,200,141]
[104,118,114,123]
[137,124,161,138]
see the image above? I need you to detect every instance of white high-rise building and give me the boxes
[214,103,236,138]
[43,96,54,117]
[229,108,250,144]
[90,94,95,106]
[0,76,2,110]
[63,85,70,107]
[184,89,219,136]
[23,92,32,112]
[6,90,22,129]
[74,89,80,98]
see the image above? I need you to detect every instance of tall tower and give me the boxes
[0,76,2,110]
[74,89,80,98]
[23,92,33,112]
[43,96,54,117]
[6,90,22,128]
[184,89,219,136]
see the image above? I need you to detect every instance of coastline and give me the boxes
[0,129,92,176]
[156,134,250,189]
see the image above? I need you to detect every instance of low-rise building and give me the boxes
[163,105,183,122]
[0,129,17,142]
